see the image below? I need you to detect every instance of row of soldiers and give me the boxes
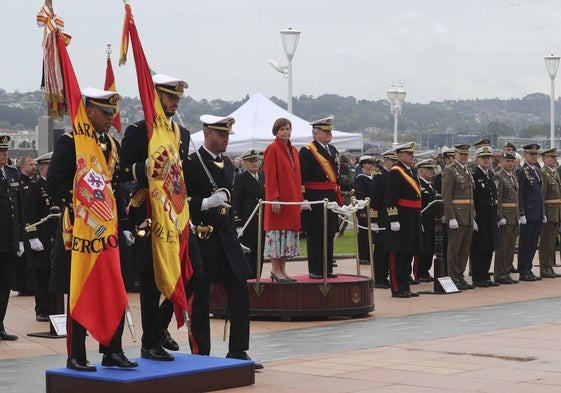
[353,138,561,297]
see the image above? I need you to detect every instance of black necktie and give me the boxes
[215,155,222,162]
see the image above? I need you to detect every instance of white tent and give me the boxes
[190,92,363,156]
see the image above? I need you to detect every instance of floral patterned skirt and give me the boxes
[264,230,300,258]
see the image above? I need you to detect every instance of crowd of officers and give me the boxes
[352,138,561,298]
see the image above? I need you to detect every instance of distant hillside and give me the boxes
[0,89,557,147]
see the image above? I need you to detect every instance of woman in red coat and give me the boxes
[264,118,304,282]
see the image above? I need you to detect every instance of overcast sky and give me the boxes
[5,0,561,104]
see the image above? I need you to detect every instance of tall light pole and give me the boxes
[387,83,406,149]
[545,54,560,148]
[280,28,300,113]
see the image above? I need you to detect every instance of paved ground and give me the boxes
[2,256,561,392]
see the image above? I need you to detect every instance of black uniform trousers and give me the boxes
[470,249,493,282]
[389,251,412,294]
[518,221,541,275]
[306,233,335,276]
[239,231,263,279]
[191,261,249,355]
[68,309,125,361]
[373,238,389,283]
[34,268,51,316]
[138,265,166,349]
[357,216,371,261]
[416,229,435,278]
[0,253,16,331]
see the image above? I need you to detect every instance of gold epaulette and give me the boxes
[370,208,379,218]
[387,207,398,216]
[128,188,149,209]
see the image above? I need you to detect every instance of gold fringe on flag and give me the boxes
[36,0,71,120]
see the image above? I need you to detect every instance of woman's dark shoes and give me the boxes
[226,351,263,370]
[67,358,96,372]
[102,351,139,368]
[270,272,291,283]
[141,346,174,361]
[162,329,179,351]
[0,330,18,341]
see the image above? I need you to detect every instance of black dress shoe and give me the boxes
[409,277,420,285]
[540,273,557,278]
[418,275,433,282]
[529,272,542,280]
[226,351,264,370]
[36,315,49,322]
[0,330,18,341]
[102,351,139,368]
[67,358,97,372]
[327,272,338,278]
[392,292,411,298]
[459,280,475,289]
[309,273,322,279]
[485,280,500,287]
[162,329,179,351]
[519,275,536,282]
[496,278,513,285]
[141,346,174,361]
[375,281,390,289]
[359,259,370,265]
[473,281,489,288]
[408,291,420,297]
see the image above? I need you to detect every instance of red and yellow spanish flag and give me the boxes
[120,3,193,327]
[37,2,127,346]
[104,52,122,132]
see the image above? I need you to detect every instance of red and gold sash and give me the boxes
[305,142,343,205]
[391,165,421,199]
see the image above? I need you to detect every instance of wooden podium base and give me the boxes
[210,274,374,321]
[46,353,255,393]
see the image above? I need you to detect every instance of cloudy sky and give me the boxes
[5,0,561,103]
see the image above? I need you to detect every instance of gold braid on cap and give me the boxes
[206,119,235,131]
[156,81,188,96]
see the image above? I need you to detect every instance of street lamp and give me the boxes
[387,83,406,148]
[269,28,301,113]
[545,54,560,148]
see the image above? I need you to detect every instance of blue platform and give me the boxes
[46,353,255,393]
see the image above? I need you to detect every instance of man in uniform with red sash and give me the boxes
[299,116,342,279]
[385,142,423,298]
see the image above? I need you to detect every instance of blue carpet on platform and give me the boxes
[46,353,253,382]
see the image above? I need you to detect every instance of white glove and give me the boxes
[29,238,44,251]
[236,227,243,236]
[473,221,478,232]
[519,215,527,225]
[543,216,548,224]
[301,200,312,211]
[370,222,380,231]
[203,190,231,210]
[123,230,135,246]
[390,222,400,231]
[16,241,24,257]
[448,219,459,229]
[498,218,507,227]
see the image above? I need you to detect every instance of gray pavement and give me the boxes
[3,296,561,393]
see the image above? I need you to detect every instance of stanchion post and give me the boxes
[254,200,264,295]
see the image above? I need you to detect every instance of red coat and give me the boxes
[263,137,303,231]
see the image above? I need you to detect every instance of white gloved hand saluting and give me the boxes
[390,222,400,232]
[16,242,24,257]
[29,238,44,251]
[203,190,231,210]
[519,215,527,225]
[448,219,459,229]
